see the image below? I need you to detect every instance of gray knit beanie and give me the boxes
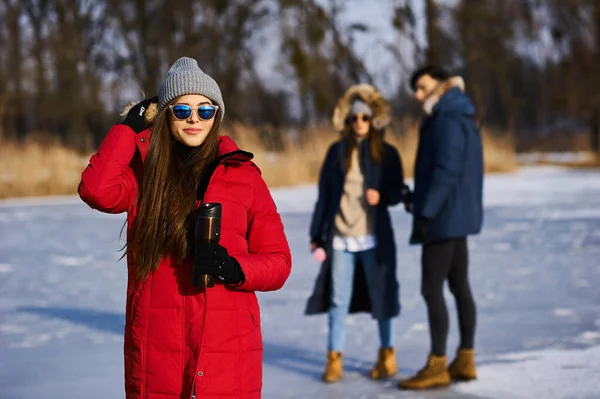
[350,98,373,117]
[158,57,224,121]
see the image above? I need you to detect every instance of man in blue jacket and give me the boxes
[399,66,484,390]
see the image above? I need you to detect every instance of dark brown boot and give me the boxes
[448,348,477,381]
[369,347,398,379]
[322,351,343,383]
[398,354,451,390]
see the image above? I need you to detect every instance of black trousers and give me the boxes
[421,237,476,356]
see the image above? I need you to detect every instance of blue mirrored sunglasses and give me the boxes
[168,104,219,121]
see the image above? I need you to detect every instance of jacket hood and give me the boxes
[217,135,241,155]
[216,136,254,163]
[332,83,391,131]
[428,76,475,117]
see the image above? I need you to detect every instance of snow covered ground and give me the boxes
[1,166,599,398]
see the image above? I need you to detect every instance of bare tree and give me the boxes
[1,0,25,138]
[0,0,597,153]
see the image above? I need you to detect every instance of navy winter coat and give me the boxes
[411,87,484,244]
[305,136,407,319]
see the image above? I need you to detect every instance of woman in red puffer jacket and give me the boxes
[78,56,292,399]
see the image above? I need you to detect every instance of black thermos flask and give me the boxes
[192,202,222,288]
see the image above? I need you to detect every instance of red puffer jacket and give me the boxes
[78,124,292,399]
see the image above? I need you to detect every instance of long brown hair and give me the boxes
[343,123,384,173]
[128,104,221,280]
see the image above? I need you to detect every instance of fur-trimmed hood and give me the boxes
[121,100,159,130]
[332,84,391,132]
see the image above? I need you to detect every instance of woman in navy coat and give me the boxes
[305,84,411,383]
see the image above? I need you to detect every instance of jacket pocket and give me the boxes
[237,308,257,337]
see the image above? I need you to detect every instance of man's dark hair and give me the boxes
[410,65,449,91]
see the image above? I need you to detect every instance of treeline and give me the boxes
[0,0,598,152]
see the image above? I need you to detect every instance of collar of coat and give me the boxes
[422,76,465,115]
[194,138,254,201]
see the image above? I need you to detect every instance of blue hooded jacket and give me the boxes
[411,82,484,244]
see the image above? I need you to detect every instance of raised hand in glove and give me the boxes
[121,96,158,133]
[193,242,245,286]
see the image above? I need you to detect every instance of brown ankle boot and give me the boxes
[369,347,398,379]
[398,354,451,390]
[322,351,343,383]
[449,348,477,381]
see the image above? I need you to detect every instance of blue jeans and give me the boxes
[328,248,395,352]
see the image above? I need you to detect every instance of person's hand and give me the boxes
[366,189,380,206]
[410,216,430,244]
[310,237,327,262]
[401,185,414,214]
[310,237,325,253]
[121,96,158,133]
[193,242,245,286]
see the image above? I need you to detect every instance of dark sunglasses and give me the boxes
[350,114,371,123]
[168,104,219,121]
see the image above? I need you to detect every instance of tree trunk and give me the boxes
[4,1,26,138]
[23,0,49,132]
[425,0,441,65]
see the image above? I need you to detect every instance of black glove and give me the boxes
[410,216,430,244]
[401,185,414,214]
[193,242,245,286]
[121,96,158,133]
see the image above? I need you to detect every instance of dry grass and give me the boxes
[516,131,600,168]
[480,128,518,174]
[518,131,593,153]
[517,151,600,168]
[568,156,600,168]
[0,121,517,199]
[564,153,600,167]
[0,136,90,199]
[230,120,517,188]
